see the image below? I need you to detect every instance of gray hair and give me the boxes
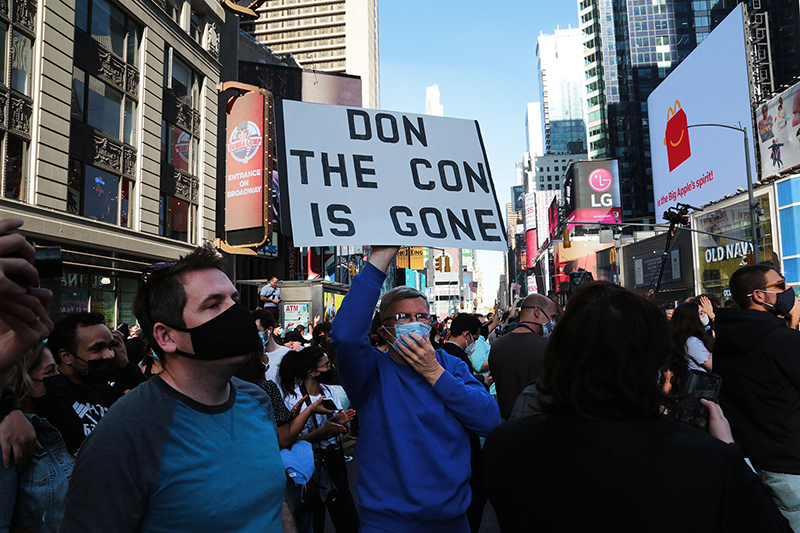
[379,286,428,321]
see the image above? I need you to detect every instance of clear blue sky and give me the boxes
[378,1,580,303]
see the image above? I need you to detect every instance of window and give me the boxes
[159,193,196,242]
[73,70,137,144]
[10,30,32,96]
[190,9,203,43]
[76,0,140,66]
[169,55,199,109]
[166,0,183,25]
[68,160,134,226]
[87,75,122,138]
[5,136,27,200]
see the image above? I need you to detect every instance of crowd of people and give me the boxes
[0,219,799,532]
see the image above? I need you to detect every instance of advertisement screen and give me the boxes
[757,80,800,179]
[564,159,621,229]
[226,91,266,233]
[548,196,560,242]
[512,185,524,211]
[648,4,755,213]
[524,192,536,230]
[526,229,537,269]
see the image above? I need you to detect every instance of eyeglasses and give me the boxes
[388,313,432,324]
[142,262,175,283]
[761,279,787,291]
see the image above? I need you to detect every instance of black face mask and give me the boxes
[73,355,117,385]
[31,373,67,398]
[170,303,262,361]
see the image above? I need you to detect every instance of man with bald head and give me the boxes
[488,293,557,419]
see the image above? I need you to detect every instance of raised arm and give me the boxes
[331,246,400,407]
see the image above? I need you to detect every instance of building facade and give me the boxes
[0,0,224,325]
[241,0,379,108]
[537,27,586,153]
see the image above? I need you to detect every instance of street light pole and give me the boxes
[684,123,760,264]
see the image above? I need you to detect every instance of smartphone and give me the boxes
[118,323,130,339]
[321,398,337,411]
[673,370,723,432]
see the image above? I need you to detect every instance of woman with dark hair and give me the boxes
[668,301,714,381]
[483,282,790,533]
[233,353,330,449]
[279,346,359,533]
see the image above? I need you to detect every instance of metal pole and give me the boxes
[743,129,760,264]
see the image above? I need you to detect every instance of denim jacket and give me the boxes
[0,414,73,533]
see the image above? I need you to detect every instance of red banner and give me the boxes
[226,92,265,232]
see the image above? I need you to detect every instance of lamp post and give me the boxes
[684,123,760,264]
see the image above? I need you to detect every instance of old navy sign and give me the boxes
[704,241,753,264]
[275,101,508,252]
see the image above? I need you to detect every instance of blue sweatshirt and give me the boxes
[332,263,501,533]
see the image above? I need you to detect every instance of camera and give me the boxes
[2,232,63,288]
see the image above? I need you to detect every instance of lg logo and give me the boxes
[588,168,613,207]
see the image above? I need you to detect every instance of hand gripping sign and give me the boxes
[663,100,691,172]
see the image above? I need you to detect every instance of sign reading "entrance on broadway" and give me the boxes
[275,101,508,252]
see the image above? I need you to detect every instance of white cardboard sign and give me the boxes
[276,101,508,251]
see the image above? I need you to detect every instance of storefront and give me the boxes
[691,188,775,300]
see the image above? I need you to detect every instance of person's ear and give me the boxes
[751,289,767,305]
[153,323,179,354]
[59,349,74,365]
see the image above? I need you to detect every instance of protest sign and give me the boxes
[275,101,508,251]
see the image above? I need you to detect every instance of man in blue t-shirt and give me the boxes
[61,244,286,533]
[260,276,281,322]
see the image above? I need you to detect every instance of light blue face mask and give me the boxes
[386,322,432,350]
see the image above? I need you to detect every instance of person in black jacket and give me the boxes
[714,265,800,531]
[441,313,488,533]
[483,281,790,533]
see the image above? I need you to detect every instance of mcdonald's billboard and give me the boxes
[648,4,755,213]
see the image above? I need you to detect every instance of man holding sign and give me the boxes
[331,245,501,533]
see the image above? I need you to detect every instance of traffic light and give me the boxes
[434,256,443,272]
[569,269,594,293]
[348,264,356,277]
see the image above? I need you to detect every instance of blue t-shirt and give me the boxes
[61,376,285,533]
[261,284,280,308]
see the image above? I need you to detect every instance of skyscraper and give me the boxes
[425,85,444,116]
[526,102,544,157]
[241,0,380,108]
[537,28,587,153]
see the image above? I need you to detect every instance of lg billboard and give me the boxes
[648,4,756,213]
[564,159,621,229]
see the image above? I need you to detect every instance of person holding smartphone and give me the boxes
[279,346,358,533]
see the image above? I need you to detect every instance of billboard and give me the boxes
[564,159,621,229]
[648,4,756,213]
[534,190,559,250]
[225,90,273,246]
[526,229,537,269]
[512,185,524,211]
[548,196,560,242]
[276,101,507,251]
[524,192,536,230]
[757,81,800,179]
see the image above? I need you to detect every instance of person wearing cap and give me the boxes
[331,245,501,533]
[61,244,287,533]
